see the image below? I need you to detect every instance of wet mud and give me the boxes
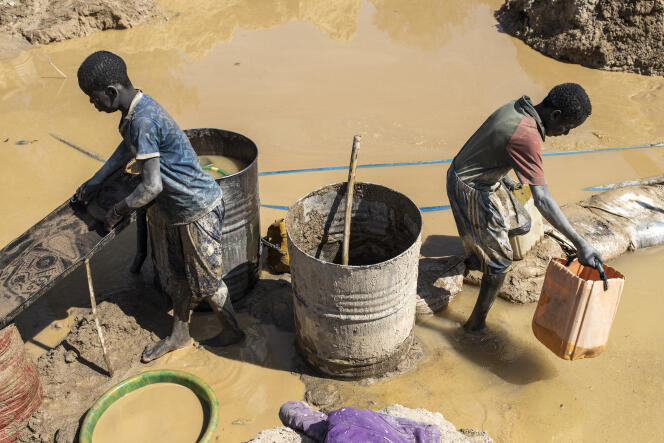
[0,0,160,54]
[497,0,664,76]
[2,0,664,441]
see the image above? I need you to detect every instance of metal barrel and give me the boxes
[286,182,422,378]
[185,128,261,302]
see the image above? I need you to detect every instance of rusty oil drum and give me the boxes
[286,182,422,378]
[185,128,260,301]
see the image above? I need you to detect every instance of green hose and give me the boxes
[202,165,229,176]
[79,369,219,443]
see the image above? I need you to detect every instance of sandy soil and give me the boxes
[496,0,664,76]
[16,269,428,442]
[16,290,170,442]
[0,0,159,55]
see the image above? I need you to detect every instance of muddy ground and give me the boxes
[0,0,159,53]
[496,0,664,76]
[16,270,428,443]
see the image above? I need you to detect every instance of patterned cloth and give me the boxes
[447,166,515,275]
[119,92,222,225]
[147,201,225,302]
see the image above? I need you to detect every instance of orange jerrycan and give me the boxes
[532,258,625,360]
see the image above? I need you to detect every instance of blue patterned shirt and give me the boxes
[119,93,221,225]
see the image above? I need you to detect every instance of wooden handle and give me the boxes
[85,259,115,377]
[342,135,361,266]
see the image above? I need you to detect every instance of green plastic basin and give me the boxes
[79,369,219,443]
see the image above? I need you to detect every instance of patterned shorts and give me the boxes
[446,166,514,275]
[148,202,225,300]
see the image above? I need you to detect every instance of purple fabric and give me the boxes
[279,401,329,441]
[325,407,441,443]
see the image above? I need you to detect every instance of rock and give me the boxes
[248,404,492,443]
[64,350,77,363]
[460,428,494,443]
[305,384,341,410]
[416,256,465,317]
[496,0,664,76]
[378,404,493,443]
[54,422,77,443]
[247,427,316,443]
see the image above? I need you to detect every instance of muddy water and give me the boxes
[2,0,663,442]
[199,154,246,178]
[92,383,204,443]
[337,245,664,442]
[148,313,306,442]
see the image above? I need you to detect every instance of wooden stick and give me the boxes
[342,135,361,266]
[85,259,114,377]
[42,54,67,79]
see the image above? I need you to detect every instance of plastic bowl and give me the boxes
[79,369,219,443]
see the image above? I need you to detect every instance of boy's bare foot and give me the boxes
[463,319,488,334]
[201,329,245,348]
[142,335,192,362]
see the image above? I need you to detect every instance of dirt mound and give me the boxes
[496,0,664,76]
[0,0,159,46]
[17,292,169,443]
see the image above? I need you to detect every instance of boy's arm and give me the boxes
[103,157,162,230]
[530,184,603,267]
[76,141,132,204]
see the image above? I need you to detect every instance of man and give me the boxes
[447,83,603,332]
[75,50,244,361]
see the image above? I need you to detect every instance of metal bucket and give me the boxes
[185,128,260,302]
[286,182,422,378]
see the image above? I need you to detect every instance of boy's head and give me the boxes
[539,83,592,137]
[77,51,132,113]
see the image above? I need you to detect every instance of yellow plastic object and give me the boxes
[266,218,290,273]
[533,258,625,360]
[509,187,544,260]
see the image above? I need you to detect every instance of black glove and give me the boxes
[104,199,131,231]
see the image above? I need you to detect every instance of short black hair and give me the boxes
[543,83,592,124]
[77,50,131,94]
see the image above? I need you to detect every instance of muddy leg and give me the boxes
[201,281,245,347]
[142,282,193,362]
[464,272,507,332]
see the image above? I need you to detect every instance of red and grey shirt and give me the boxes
[452,96,546,191]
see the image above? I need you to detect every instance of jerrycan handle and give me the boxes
[595,258,609,291]
[564,255,609,291]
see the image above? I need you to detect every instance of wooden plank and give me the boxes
[0,171,140,328]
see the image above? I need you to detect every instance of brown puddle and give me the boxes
[2,0,664,442]
[92,383,204,443]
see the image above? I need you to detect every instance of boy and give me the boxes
[447,83,603,332]
[75,50,244,362]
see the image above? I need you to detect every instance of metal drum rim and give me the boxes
[185,127,258,180]
[286,181,423,270]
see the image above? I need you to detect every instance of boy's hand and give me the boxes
[575,239,603,268]
[75,179,102,205]
[502,176,522,191]
[103,199,131,231]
